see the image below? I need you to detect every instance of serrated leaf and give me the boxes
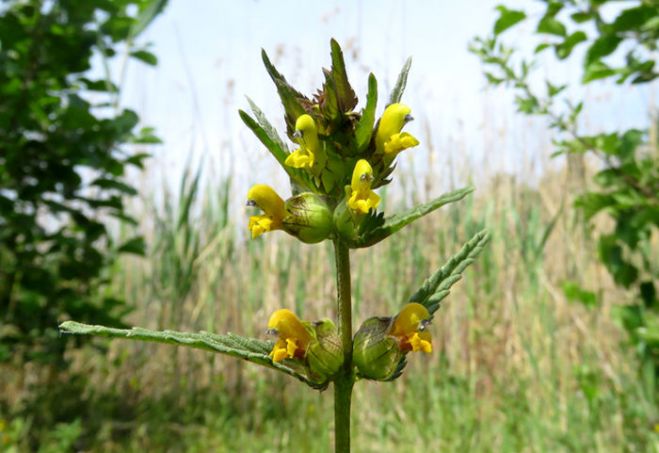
[409,230,490,315]
[389,57,412,105]
[59,321,327,390]
[354,187,474,248]
[493,6,526,35]
[329,39,358,113]
[239,109,313,191]
[355,73,378,152]
[261,49,309,137]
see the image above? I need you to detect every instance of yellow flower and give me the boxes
[347,159,380,215]
[267,309,312,362]
[375,103,419,158]
[246,184,285,239]
[285,114,324,172]
[390,303,432,353]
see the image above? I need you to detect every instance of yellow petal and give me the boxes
[384,132,419,156]
[285,148,315,169]
[285,338,299,358]
[248,215,274,239]
[271,339,289,362]
[408,332,432,353]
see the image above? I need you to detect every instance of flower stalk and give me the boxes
[333,239,354,453]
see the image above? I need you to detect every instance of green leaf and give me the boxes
[556,31,587,60]
[59,321,327,390]
[388,57,412,105]
[130,50,158,66]
[537,16,566,37]
[240,101,311,190]
[583,61,616,83]
[117,236,146,255]
[493,6,526,35]
[571,12,593,24]
[562,281,599,308]
[409,230,490,315]
[91,178,138,195]
[129,0,169,39]
[355,187,474,248]
[238,109,288,166]
[611,5,657,33]
[586,35,623,67]
[355,73,378,152]
[261,49,309,137]
[329,39,358,112]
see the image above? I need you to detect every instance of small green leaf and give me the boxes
[583,61,616,83]
[562,281,599,308]
[537,16,566,37]
[91,178,138,195]
[117,236,146,255]
[493,6,526,35]
[585,35,623,67]
[388,57,412,105]
[130,50,158,66]
[556,31,588,60]
[355,73,378,152]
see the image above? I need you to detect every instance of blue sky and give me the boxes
[115,0,656,199]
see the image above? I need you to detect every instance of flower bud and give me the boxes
[353,303,432,380]
[282,192,333,243]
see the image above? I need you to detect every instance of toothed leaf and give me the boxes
[409,229,490,315]
[355,187,474,248]
[59,321,328,390]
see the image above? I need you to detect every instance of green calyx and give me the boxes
[282,193,334,243]
[352,316,403,381]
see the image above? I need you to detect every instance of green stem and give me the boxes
[333,239,354,453]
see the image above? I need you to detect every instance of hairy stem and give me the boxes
[333,239,354,453]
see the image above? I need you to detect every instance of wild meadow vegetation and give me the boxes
[1,0,657,452]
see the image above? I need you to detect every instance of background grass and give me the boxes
[3,150,656,451]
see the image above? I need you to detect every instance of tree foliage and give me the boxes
[471,0,658,398]
[0,0,165,364]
